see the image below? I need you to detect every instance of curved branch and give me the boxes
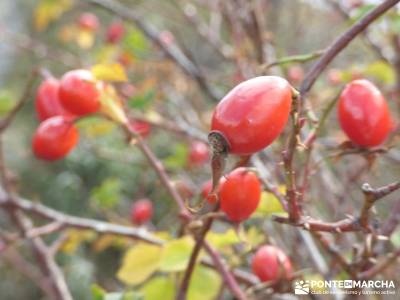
[300,0,400,97]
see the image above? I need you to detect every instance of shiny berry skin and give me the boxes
[211,76,293,155]
[252,245,293,282]
[219,167,261,222]
[35,78,74,121]
[131,199,153,225]
[106,21,125,44]
[188,141,209,165]
[128,120,151,138]
[78,13,99,31]
[59,69,101,116]
[338,79,393,147]
[32,116,79,161]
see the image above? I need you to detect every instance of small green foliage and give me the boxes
[91,178,122,209]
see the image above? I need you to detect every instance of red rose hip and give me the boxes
[35,78,73,121]
[131,199,153,225]
[128,120,151,138]
[106,21,125,44]
[32,116,79,161]
[252,245,293,282]
[59,69,101,116]
[78,13,99,31]
[219,167,261,222]
[188,141,209,165]
[211,76,293,155]
[338,79,393,147]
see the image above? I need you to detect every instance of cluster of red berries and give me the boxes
[207,74,395,283]
[78,12,125,45]
[33,70,100,160]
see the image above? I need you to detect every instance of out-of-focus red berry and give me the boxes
[188,141,209,166]
[131,199,153,225]
[78,13,99,31]
[32,116,79,161]
[35,78,74,121]
[252,245,293,282]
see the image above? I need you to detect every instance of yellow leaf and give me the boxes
[206,229,241,250]
[188,266,221,300]
[140,276,175,300]
[61,229,96,254]
[159,236,194,272]
[117,243,162,285]
[92,63,128,82]
[34,0,72,31]
[255,189,287,217]
[99,84,128,124]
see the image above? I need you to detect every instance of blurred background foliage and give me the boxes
[0,0,400,299]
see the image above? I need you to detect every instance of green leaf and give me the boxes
[140,276,175,300]
[159,236,194,272]
[206,229,241,250]
[128,89,155,110]
[255,191,286,217]
[123,28,149,57]
[117,243,162,285]
[0,91,15,116]
[91,178,122,209]
[391,231,400,247]
[188,266,221,300]
[164,143,189,169]
[91,284,106,300]
[363,61,395,84]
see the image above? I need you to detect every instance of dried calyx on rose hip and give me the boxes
[131,199,153,225]
[32,116,79,161]
[35,78,75,121]
[211,76,294,155]
[338,79,394,148]
[252,245,293,282]
[219,167,261,222]
[59,69,101,116]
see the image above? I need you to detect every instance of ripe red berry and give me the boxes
[131,199,153,225]
[252,245,293,282]
[59,69,101,116]
[211,76,293,155]
[32,116,79,161]
[219,167,261,222]
[338,79,393,147]
[78,13,99,31]
[188,141,209,165]
[287,66,304,84]
[106,21,125,44]
[128,120,151,138]
[35,78,74,121]
[201,180,213,200]
[327,68,341,85]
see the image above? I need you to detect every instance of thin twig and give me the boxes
[0,72,36,133]
[300,0,400,97]
[86,0,221,101]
